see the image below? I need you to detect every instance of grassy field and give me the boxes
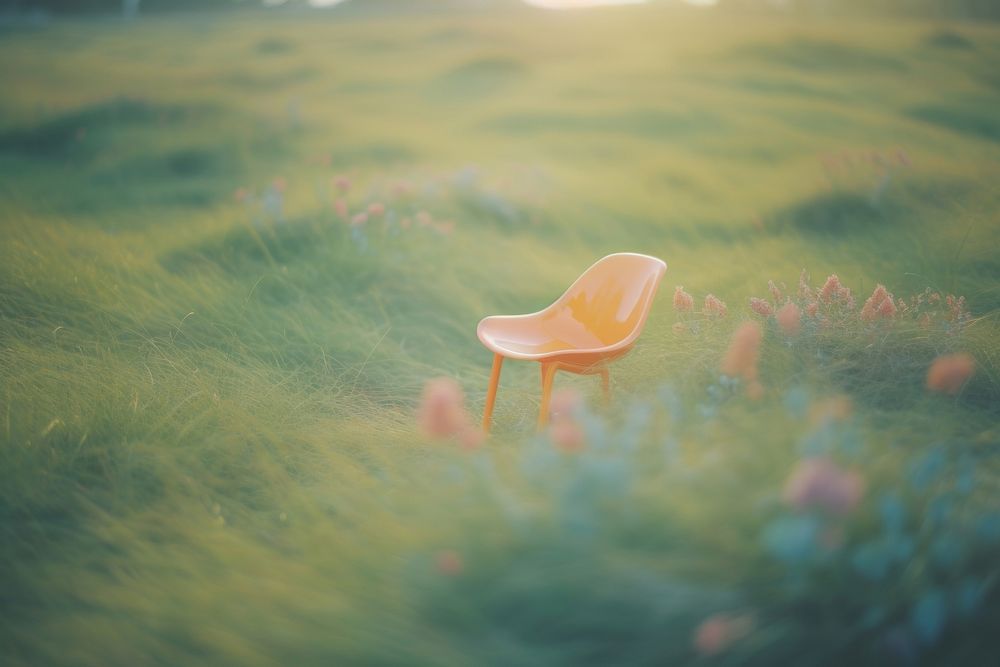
[2,4,999,665]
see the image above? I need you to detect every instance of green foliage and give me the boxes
[1,7,999,666]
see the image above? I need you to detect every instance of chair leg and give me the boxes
[600,367,611,406]
[538,362,557,430]
[482,353,504,433]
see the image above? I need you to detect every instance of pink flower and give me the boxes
[334,198,349,220]
[926,353,975,395]
[776,302,801,336]
[417,377,476,442]
[673,286,694,313]
[768,280,783,303]
[861,284,891,321]
[877,295,897,318]
[350,212,368,227]
[806,302,819,317]
[749,297,773,318]
[819,274,841,303]
[704,294,727,317]
[798,269,814,301]
[783,458,865,516]
[367,202,385,217]
[333,175,351,193]
[435,550,464,576]
[693,614,754,656]
[721,322,762,381]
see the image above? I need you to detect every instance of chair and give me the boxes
[477,252,667,432]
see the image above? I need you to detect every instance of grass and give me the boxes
[1,5,999,665]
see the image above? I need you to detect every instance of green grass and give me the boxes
[1,6,999,665]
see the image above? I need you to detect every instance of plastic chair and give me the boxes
[477,252,667,432]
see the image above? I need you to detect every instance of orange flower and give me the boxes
[334,198,349,220]
[861,284,892,321]
[926,353,975,395]
[418,377,478,446]
[768,280,783,303]
[693,614,754,656]
[783,458,865,515]
[435,550,464,576]
[333,175,351,193]
[721,322,762,381]
[704,294,727,317]
[749,297,773,317]
[819,274,841,303]
[877,295,897,318]
[776,302,801,336]
[673,286,694,312]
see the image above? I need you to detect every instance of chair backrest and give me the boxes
[545,252,667,349]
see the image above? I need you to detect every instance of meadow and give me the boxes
[1,4,999,665]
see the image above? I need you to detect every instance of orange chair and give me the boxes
[477,252,667,432]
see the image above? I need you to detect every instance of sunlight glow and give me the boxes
[523,0,648,9]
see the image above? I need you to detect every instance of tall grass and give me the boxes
[1,6,999,665]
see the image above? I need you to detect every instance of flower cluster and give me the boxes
[748,270,971,337]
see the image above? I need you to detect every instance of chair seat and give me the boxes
[478,314,606,359]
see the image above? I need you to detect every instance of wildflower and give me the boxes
[418,377,476,442]
[776,302,801,336]
[837,285,854,307]
[768,280,782,303]
[783,458,865,516]
[877,295,897,318]
[806,302,819,318]
[798,269,813,300]
[926,353,975,395]
[918,313,932,329]
[693,614,754,656]
[673,286,694,313]
[749,297,773,318]
[350,212,368,227]
[333,175,351,193]
[819,274,841,303]
[435,550,464,576]
[704,294,727,318]
[334,198,349,220]
[436,221,455,236]
[861,284,892,321]
[416,210,433,227]
[721,322,762,382]
[367,202,385,217]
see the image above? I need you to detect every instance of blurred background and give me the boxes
[1,0,998,665]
